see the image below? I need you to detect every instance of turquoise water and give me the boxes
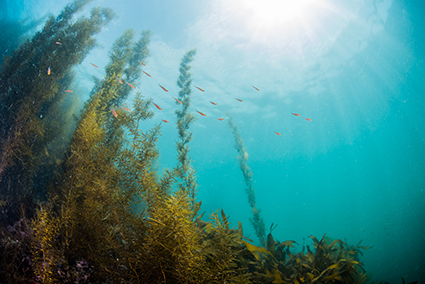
[1,0,424,282]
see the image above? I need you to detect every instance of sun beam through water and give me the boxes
[240,0,319,28]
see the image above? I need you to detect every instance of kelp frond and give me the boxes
[175,49,199,214]
[226,113,266,247]
[0,0,114,225]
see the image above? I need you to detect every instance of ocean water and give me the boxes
[1,0,424,282]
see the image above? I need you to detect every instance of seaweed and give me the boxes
[199,209,253,283]
[30,29,161,282]
[226,113,267,247]
[0,0,115,225]
[175,49,200,215]
[0,1,398,283]
[0,207,35,283]
[242,232,371,284]
[0,15,48,68]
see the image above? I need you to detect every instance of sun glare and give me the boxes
[206,0,341,58]
[240,0,318,28]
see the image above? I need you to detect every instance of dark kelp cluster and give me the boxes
[0,15,48,68]
[0,1,416,283]
[0,0,114,224]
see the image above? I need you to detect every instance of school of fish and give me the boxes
[47,48,312,137]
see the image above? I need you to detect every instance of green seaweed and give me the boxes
[0,1,398,283]
[242,232,371,284]
[175,49,200,214]
[0,0,114,225]
[226,113,267,247]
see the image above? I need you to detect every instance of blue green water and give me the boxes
[1,0,424,282]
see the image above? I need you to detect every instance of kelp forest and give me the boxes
[0,0,416,283]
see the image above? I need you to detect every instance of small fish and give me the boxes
[55,42,61,45]
[64,90,73,93]
[117,77,123,84]
[235,98,243,102]
[252,85,260,91]
[305,118,312,121]
[90,63,98,68]
[196,110,206,117]
[47,66,51,75]
[138,60,146,66]
[153,102,162,111]
[173,97,183,104]
[121,107,130,111]
[126,82,136,89]
[195,86,205,92]
[292,113,300,116]
[210,101,217,105]
[275,132,281,136]
[111,108,117,117]
[143,71,151,77]
[217,118,224,121]
[162,119,169,123]
[101,79,104,81]
[159,85,168,92]
[44,147,50,157]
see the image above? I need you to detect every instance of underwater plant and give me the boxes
[0,208,35,283]
[175,49,200,215]
[198,209,253,283]
[0,15,48,68]
[30,28,161,282]
[0,0,114,225]
[0,1,392,283]
[241,231,372,284]
[226,113,267,247]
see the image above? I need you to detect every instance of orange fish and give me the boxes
[196,110,206,117]
[235,98,243,102]
[47,66,51,75]
[173,97,183,104]
[91,63,98,68]
[195,86,205,92]
[121,107,130,111]
[111,108,117,117]
[275,132,281,136]
[305,118,312,121]
[210,101,217,105]
[217,118,224,121]
[55,42,61,45]
[292,113,300,116]
[153,103,162,111]
[126,82,136,89]
[162,119,169,123]
[117,77,123,84]
[138,60,146,66]
[64,90,73,93]
[159,85,168,92]
[143,71,151,77]
[252,85,260,91]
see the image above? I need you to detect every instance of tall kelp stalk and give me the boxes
[30,29,202,283]
[226,113,266,247]
[0,0,114,224]
[32,29,159,282]
[175,49,200,214]
[103,30,152,154]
